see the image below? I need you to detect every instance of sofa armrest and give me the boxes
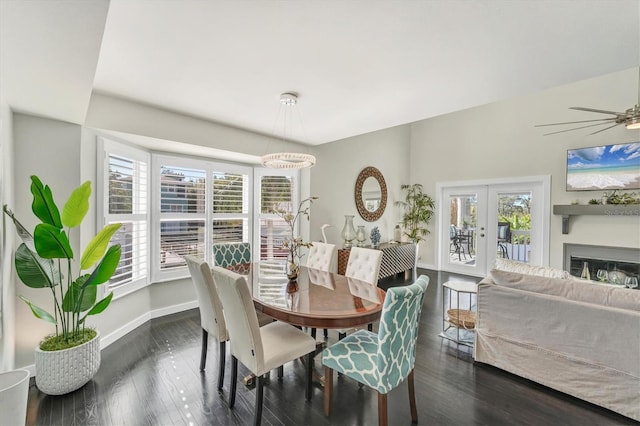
[476,283,640,377]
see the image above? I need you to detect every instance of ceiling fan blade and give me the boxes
[542,121,616,136]
[535,117,617,127]
[569,107,624,115]
[588,122,622,135]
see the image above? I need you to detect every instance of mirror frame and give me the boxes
[355,166,387,222]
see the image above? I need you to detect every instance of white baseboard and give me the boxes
[23,300,200,377]
[101,300,198,349]
[417,261,436,270]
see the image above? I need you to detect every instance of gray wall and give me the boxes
[309,68,640,269]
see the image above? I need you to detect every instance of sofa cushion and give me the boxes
[494,258,569,279]
[489,269,640,312]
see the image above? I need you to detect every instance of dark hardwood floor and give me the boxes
[26,269,636,425]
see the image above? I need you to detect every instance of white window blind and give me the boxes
[211,172,249,245]
[256,173,296,262]
[159,165,206,270]
[101,140,149,291]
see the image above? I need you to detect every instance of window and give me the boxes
[99,138,150,294]
[152,156,253,281]
[254,169,298,263]
[100,143,300,286]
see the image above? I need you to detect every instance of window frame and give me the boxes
[97,137,151,299]
[151,154,255,282]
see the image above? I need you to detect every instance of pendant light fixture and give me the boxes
[261,92,316,169]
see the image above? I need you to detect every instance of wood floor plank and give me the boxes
[25,269,636,425]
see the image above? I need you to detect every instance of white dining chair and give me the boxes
[345,247,383,285]
[306,241,337,272]
[211,266,317,426]
[342,247,383,337]
[306,242,337,339]
[185,255,229,391]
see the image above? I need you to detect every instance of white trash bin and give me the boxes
[0,369,30,426]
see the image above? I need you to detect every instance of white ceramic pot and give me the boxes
[35,331,100,395]
[0,368,30,425]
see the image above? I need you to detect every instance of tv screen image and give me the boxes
[567,142,640,191]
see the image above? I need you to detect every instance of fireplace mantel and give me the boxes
[553,204,640,234]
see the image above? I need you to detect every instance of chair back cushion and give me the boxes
[345,247,383,284]
[212,242,251,268]
[377,275,429,392]
[185,256,228,341]
[306,241,337,271]
[211,266,263,373]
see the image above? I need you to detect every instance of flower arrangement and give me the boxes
[370,226,381,247]
[271,196,318,278]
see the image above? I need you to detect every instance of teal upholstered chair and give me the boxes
[212,242,251,268]
[322,275,429,426]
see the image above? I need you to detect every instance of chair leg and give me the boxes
[253,375,264,426]
[217,341,226,391]
[408,369,417,423]
[378,391,388,426]
[367,323,373,332]
[323,366,333,416]
[230,356,238,408]
[338,331,346,340]
[323,328,328,339]
[311,328,317,339]
[277,365,284,379]
[200,328,208,371]
[305,352,313,401]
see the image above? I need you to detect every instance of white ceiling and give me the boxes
[2,0,639,145]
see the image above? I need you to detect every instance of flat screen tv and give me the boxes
[566,142,640,191]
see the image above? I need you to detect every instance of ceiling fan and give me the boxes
[535,68,640,136]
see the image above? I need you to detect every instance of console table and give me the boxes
[337,242,416,280]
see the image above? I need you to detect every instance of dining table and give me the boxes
[225,262,386,329]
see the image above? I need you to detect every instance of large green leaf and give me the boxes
[34,223,73,259]
[80,223,121,270]
[19,295,57,324]
[3,205,37,252]
[30,176,62,228]
[84,245,121,286]
[87,292,113,316]
[62,181,91,228]
[14,243,59,288]
[62,275,96,313]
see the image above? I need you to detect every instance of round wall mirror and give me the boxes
[355,166,387,222]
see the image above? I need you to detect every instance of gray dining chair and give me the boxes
[211,266,317,426]
[185,255,229,391]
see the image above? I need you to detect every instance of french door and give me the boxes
[438,177,550,277]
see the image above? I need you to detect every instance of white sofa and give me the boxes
[474,265,640,421]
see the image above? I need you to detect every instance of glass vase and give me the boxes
[356,225,366,247]
[341,215,356,248]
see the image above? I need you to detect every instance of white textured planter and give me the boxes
[35,331,100,395]
[0,368,30,425]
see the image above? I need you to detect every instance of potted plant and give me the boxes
[3,176,121,395]
[271,196,317,291]
[395,183,435,244]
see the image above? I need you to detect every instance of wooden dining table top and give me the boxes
[226,262,385,329]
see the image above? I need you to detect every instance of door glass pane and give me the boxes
[448,194,477,266]
[497,192,532,263]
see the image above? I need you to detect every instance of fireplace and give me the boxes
[563,244,640,284]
